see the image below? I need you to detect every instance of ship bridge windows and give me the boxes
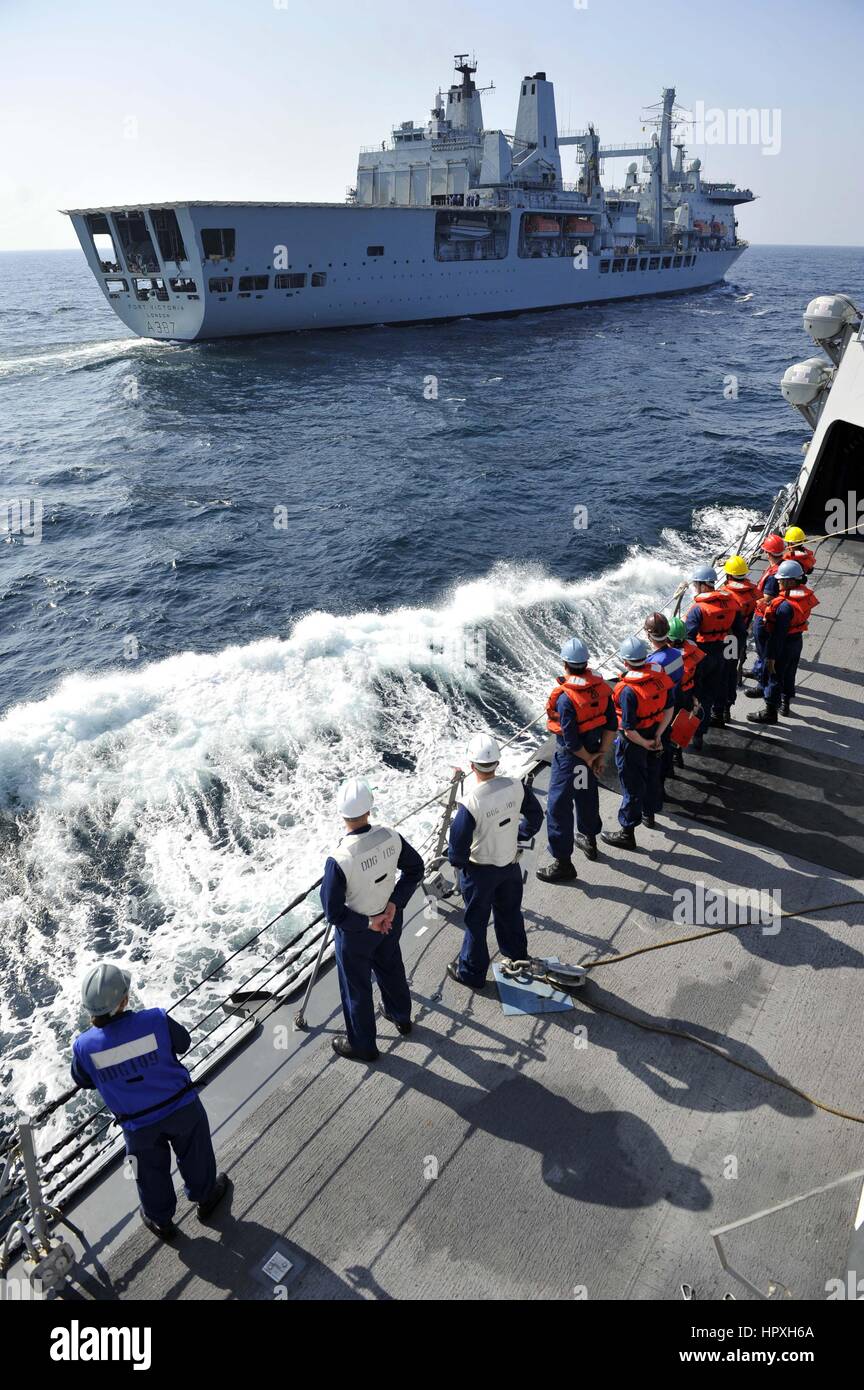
[85,213,122,272]
[611,258,625,272]
[649,256,660,270]
[673,254,683,268]
[105,278,128,296]
[311,272,327,287]
[150,209,187,264]
[209,276,233,292]
[238,275,269,291]
[367,246,385,257]
[435,210,510,263]
[113,211,160,274]
[626,257,638,271]
[275,273,306,289]
[201,228,236,261]
[133,276,168,301]
[662,255,672,269]
[169,277,198,294]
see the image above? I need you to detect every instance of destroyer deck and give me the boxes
[49,538,864,1301]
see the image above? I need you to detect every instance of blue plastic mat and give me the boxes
[492,958,575,1015]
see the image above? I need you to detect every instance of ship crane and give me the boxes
[560,129,664,243]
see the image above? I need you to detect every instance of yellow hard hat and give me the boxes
[724,554,749,577]
[784,526,807,544]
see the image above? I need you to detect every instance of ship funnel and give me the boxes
[513,72,562,185]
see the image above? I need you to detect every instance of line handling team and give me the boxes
[68,529,818,1239]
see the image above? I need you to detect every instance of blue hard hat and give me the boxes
[560,636,589,665]
[691,562,717,584]
[619,635,650,665]
[776,559,804,580]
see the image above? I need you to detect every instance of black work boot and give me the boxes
[141,1211,177,1241]
[781,697,792,716]
[709,710,726,728]
[642,813,656,829]
[743,686,764,698]
[747,705,779,725]
[197,1173,230,1221]
[536,857,578,882]
[575,833,598,861]
[601,827,637,851]
[331,1037,380,1062]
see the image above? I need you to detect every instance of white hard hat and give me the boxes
[467,733,501,768]
[337,777,374,818]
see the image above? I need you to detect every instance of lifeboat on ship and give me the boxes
[524,216,562,236]
[563,217,595,235]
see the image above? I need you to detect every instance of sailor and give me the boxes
[447,734,544,989]
[321,777,423,1062]
[718,555,758,713]
[746,534,786,685]
[642,612,684,783]
[536,637,616,882]
[71,963,228,1241]
[746,560,818,720]
[684,562,742,744]
[665,617,705,767]
[782,525,816,576]
[601,636,674,850]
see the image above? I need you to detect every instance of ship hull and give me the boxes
[67,202,746,342]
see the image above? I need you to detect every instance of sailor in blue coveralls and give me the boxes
[536,637,617,883]
[684,562,743,746]
[71,963,228,1240]
[447,733,544,989]
[601,635,675,851]
[321,777,424,1062]
[643,612,684,783]
[746,560,811,726]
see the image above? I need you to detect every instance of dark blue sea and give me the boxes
[1,244,860,1125]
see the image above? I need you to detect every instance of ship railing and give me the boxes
[0,508,799,1256]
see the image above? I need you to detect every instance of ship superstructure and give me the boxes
[65,56,754,340]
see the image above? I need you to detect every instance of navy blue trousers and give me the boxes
[750,616,768,680]
[335,911,411,1055]
[763,635,803,708]
[615,732,663,829]
[546,746,602,858]
[124,1097,217,1226]
[457,861,527,986]
[694,644,724,738]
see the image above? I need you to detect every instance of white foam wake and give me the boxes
[0,504,757,1122]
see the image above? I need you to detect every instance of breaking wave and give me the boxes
[0,503,757,1124]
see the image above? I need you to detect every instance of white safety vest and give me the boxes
[334,825,401,917]
[459,776,523,867]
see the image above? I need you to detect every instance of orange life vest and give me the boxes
[546,671,613,735]
[755,562,780,597]
[613,668,673,730]
[680,639,706,693]
[763,587,819,636]
[722,576,758,623]
[689,588,739,643]
[784,545,815,575]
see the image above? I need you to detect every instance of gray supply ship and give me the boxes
[2,292,863,1302]
[63,57,754,342]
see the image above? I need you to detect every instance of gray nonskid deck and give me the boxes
[62,542,864,1301]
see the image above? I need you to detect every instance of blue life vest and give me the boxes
[647,644,684,688]
[73,1008,195,1131]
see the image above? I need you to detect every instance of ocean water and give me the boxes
[1,244,860,1135]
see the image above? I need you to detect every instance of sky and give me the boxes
[1,0,861,249]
